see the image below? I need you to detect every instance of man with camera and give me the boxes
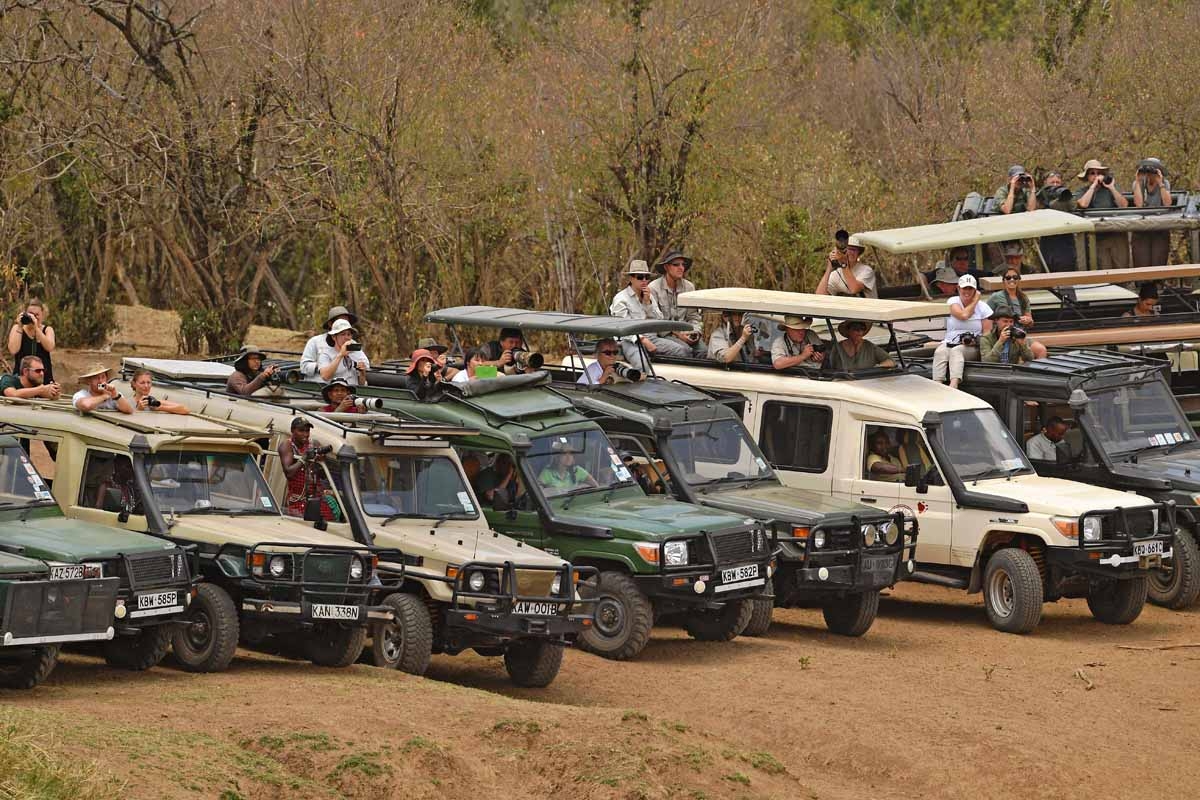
[319,378,364,413]
[1074,159,1130,268]
[299,305,357,379]
[226,345,279,396]
[610,259,666,370]
[576,338,641,385]
[481,328,542,373]
[73,365,134,414]
[647,250,706,357]
[0,356,60,400]
[1036,171,1078,270]
[994,165,1039,215]
[317,318,369,386]
[816,230,878,299]
[980,308,1034,365]
[771,315,825,371]
[7,299,56,384]
[1132,157,1172,267]
[278,417,340,521]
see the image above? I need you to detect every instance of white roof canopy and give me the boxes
[679,288,946,322]
[849,209,1095,254]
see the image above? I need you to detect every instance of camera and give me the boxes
[351,397,384,411]
[1040,185,1073,204]
[612,363,642,382]
[811,341,827,354]
[97,382,109,391]
[19,313,33,326]
[955,333,978,348]
[510,348,544,371]
[1017,173,1032,186]
[747,325,759,336]
[145,395,163,408]
[310,444,334,457]
[1101,174,1114,186]
[1009,326,1027,340]
[345,341,363,352]
[1137,165,1157,175]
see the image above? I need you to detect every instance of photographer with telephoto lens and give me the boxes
[647,249,707,357]
[816,230,878,299]
[932,275,991,389]
[980,308,1034,365]
[319,377,363,413]
[577,337,642,385]
[1074,158,1130,268]
[130,368,189,414]
[7,298,55,384]
[707,310,757,364]
[995,164,1039,215]
[226,345,279,396]
[278,417,341,521]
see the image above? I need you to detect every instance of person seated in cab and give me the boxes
[319,377,362,413]
[450,348,486,385]
[129,368,189,414]
[865,430,904,482]
[980,308,1035,365]
[1123,282,1160,318]
[73,365,134,414]
[771,315,825,371]
[985,256,1047,359]
[94,456,143,514]
[475,452,527,511]
[226,345,278,396]
[932,275,991,389]
[577,337,641,385]
[648,249,707,357]
[278,417,341,521]
[538,440,599,492]
[1,356,60,400]
[816,230,878,299]
[828,319,894,372]
[994,164,1039,214]
[1026,416,1069,462]
[707,311,759,364]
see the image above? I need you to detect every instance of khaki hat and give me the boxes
[654,249,693,273]
[1001,242,1024,258]
[1076,158,1109,179]
[325,318,358,346]
[232,345,266,374]
[624,259,651,277]
[77,364,112,382]
[777,315,813,331]
[837,319,872,338]
[417,337,447,354]
[324,305,358,329]
[932,265,958,285]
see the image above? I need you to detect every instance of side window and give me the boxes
[1024,400,1089,463]
[454,447,531,512]
[80,450,143,515]
[863,425,933,483]
[759,401,831,472]
[606,433,667,495]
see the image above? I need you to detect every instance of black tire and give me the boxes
[577,572,653,661]
[306,624,367,667]
[821,590,880,637]
[0,646,59,690]
[370,593,433,675]
[740,579,775,638]
[1087,576,1148,625]
[171,583,239,673]
[102,624,171,671]
[983,548,1044,634]
[1147,528,1200,610]
[683,598,753,642]
[503,639,564,688]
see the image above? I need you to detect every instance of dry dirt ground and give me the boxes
[4,584,1199,800]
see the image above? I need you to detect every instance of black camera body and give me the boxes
[1101,174,1114,186]
[310,444,334,457]
[145,396,163,408]
[1009,326,1027,340]
[19,313,33,326]
[1017,174,1033,186]
[955,333,978,348]
[811,341,827,354]
[345,341,363,352]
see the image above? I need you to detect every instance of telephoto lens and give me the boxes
[512,349,544,370]
[352,397,384,411]
[612,363,642,382]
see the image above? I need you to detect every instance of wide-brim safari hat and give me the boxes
[320,377,355,403]
[325,318,359,347]
[777,314,813,331]
[406,349,437,375]
[417,337,447,354]
[654,250,693,273]
[932,265,959,285]
[324,305,358,329]
[77,363,112,382]
[1001,242,1024,258]
[837,319,873,338]
[232,345,266,374]
[1076,158,1109,179]
[624,259,651,277]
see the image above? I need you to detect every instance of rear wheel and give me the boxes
[683,598,753,642]
[577,572,653,661]
[306,624,367,667]
[1087,576,1148,625]
[983,549,1043,634]
[821,590,879,637]
[0,646,59,690]
[171,583,239,673]
[1147,528,1200,610]
[503,640,564,687]
[740,580,775,638]
[103,624,171,671]
[370,593,433,674]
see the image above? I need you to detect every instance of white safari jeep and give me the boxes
[654,288,1177,633]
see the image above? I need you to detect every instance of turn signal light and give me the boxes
[446,566,460,579]
[792,527,810,539]
[247,553,266,569]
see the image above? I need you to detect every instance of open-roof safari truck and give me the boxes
[651,288,1176,633]
[0,398,402,671]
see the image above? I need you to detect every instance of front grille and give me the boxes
[1122,510,1156,539]
[824,529,857,551]
[302,553,355,585]
[127,552,176,587]
[710,529,763,565]
[7,579,119,638]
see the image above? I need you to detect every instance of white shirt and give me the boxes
[943,297,992,344]
[315,341,370,385]
[826,263,879,299]
[72,388,118,411]
[577,361,605,385]
[451,370,471,385]
[298,333,324,378]
[1026,432,1060,461]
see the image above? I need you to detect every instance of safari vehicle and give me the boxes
[652,288,1177,633]
[950,350,1200,611]
[0,426,191,672]
[289,365,772,661]
[413,307,915,638]
[115,361,594,688]
[1,552,120,689]
[0,398,400,672]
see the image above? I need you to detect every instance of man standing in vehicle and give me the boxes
[278,417,340,521]
[980,309,1034,365]
[1074,158,1130,269]
[1026,417,1069,462]
[994,165,1039,214]
[1131,157,1172,267]
[816,232,878,299]
[610,259,665,370]
[648,250,706,357]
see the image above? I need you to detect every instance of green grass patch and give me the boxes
[329,752,389,779]
[489,719,542,736]
[724,771,751,785]
[621,710,648,723]
[744,750,787,775]
[0,722,119,800]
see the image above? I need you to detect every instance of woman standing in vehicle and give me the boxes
[7,299,55,383]
[932,275,991,389]
[984,262,1047,359]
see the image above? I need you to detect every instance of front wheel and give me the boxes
[103,624,171,671]
[1087,576,1148,625]
[683,598,753,642]
[983,548,1043,634]
[577,572,653,661]
[1147,528,1200,610]
[821,590,879,637]
[740,579,775,638]
[0,646,59,690]
[370,593,433,674]
[503,640,564,687]
[306,624,367,667]
[171,583,239,673]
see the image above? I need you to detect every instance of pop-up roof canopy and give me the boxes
[849,208,1095,254]
[425,306,692,337]
[678,288,946,323]
[979,263,1200,292]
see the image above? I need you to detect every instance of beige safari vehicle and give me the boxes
[0,397,402,671]
[652,288,1177,633]
[118,359,593,688]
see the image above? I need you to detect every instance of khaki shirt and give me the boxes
[708,324,752,362]
[648,276,702,330]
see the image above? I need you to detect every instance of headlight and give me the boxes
[268,556,287,577]
[468,571,487,592]
[551,574,562,595]
[862,524,877,546]
[882,521,900,546]
[1150,508,1160,532]
[663,541,689,567]
[812,531,826,549]
[1081,517,1102,542]
[349,557,364,580]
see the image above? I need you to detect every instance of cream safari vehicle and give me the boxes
[118,359,594,688]
[652,288,1177,633]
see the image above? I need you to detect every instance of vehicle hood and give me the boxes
[0,551,48,576]
[369,521,563,567]
[173,514,364,550]
[0,515,177,562]
[698,484,892,526]
[971,474,1155,516]
[1115,448,1200,491]
[555,494,755,540]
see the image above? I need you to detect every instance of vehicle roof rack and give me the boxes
[425,306,693,337]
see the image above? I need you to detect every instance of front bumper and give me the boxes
[443,562,597,645]
[113,547,196,628]
[241,597,393,624]
[635,528,773,604]
[1051,503,1177,579]
[2,576,120,647]
[777,514,918,592]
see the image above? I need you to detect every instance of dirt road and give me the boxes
[4,583,1198,799]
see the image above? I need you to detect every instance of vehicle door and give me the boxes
[604,433,674,498]
[69,449,152,533]
[876,426,954,565]
[458,446,547,551]
[754,397,837,496]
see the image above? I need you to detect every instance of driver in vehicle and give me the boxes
[1026,416,1069,462]
[475,452,527,510]
[537,440,599,492]
[93,456,143,514]
[278,417,342,521]
[865,430,904,482]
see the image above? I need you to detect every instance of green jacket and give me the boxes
[980,329,1034,364]
[993,185,1034,212]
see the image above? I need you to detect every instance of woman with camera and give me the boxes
[932,275,991,389]
[317,318,369,386]
[984,253,1047,359]
[577,338,641,385]
[828,320,894,371]
[7,299,55,384]
[226,345,279,396]
[707,311,757,364]
[129,368,189,414]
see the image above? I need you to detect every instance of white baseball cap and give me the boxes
[957,274,978,290]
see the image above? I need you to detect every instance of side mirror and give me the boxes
[903,463,922,488]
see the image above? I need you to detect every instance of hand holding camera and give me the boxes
[740,324,755,341]
[18,312,34,327]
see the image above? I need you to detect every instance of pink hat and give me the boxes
[406,348,437,375]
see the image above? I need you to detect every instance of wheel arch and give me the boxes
[968,529,1049,594]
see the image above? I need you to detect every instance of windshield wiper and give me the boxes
[181,506,273,516]
[600,480,638,503]
[13,500,56,522]
[738,474,775,490]
[559,485,601,511]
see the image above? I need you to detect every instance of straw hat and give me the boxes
[1075,158,1109,179]
[837,319,872,338]
[77,364,112,382]
[777,315,813,331]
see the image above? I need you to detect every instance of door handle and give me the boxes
[859,497,877,503]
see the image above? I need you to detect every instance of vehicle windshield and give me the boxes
[0,445,51,505]
[667,419,775,488]
[939,409,1033,481]
[144,451,277,514]
[354,454,478,520]
[528,428,637,499]
[1086,380,1194,455]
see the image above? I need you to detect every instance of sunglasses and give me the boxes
[598,349,620,356]
[26,368,44,374]
[953,255,969,261]
[1004,274,1020,282]
[630,274,651,281]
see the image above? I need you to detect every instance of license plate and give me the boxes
[50,565,85,581]
[1134,540,1164,557]
[138,591,179,610]
[311,604,360,621]
[514,601,561,616]
[721,564,760,584]
[863,555,897,573]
